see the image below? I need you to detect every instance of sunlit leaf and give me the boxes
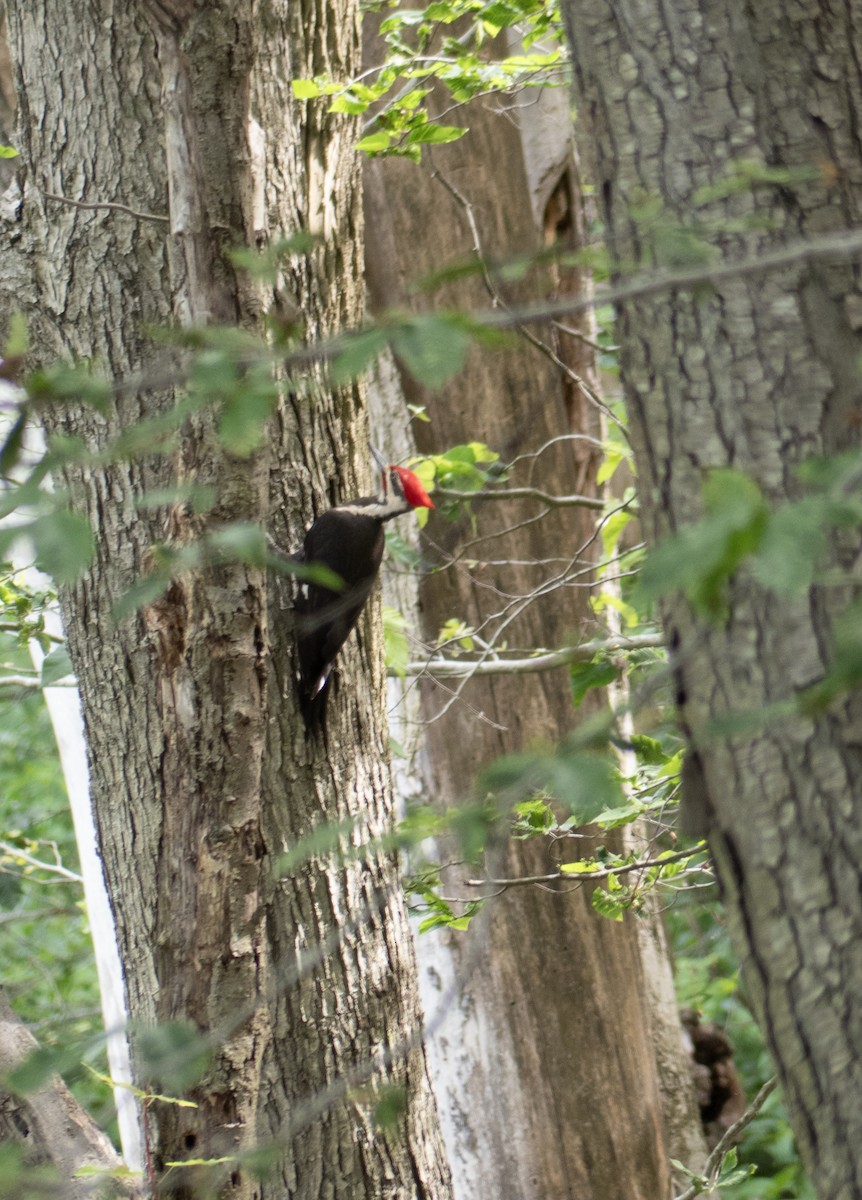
[356,130,393,154]
[292,79,320,99]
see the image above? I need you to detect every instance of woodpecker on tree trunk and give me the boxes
[295,449,434,733]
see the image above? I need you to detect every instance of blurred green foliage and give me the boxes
[0,632,116,1140]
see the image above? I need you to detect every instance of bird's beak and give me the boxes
[370,446,388,473]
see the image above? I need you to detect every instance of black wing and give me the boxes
[295,509,385,732]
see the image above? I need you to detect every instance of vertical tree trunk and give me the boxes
[364,37,702,1196]
[564,2,862,1195]
[3,3,451,1197]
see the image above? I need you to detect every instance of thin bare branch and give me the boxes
[400,631,664,679]
[42,189,170,225]
[0,840,83,884]
[0,673,42,688]
[436,485,607,510]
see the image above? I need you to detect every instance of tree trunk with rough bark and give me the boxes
[0,991,140,1199]
[2,3,451,1198]
[364,32,703,1197]
[564,2,862,1197]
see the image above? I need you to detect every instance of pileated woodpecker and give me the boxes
[295,449,434,732]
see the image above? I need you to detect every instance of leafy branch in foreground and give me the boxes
[293,0,567,161]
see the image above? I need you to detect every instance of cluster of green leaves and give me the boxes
[0,251,512,607]
[0,568,56,651]
[411,439,503,525]
[293,0,565,161]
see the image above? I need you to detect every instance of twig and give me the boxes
[553,320,614,353]
[478,226,862,331]
[436,485,607,510]
[429,159,616,424]
[673,1076,779,1200]
[399,631,665,679]
[0,674,42,688]
[0,839,83,883]
[466,842,708,890]
[42,190,170,226]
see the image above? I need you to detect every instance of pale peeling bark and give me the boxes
[564,2,862,1196]
[363,38,697,1194]
[3,2,450,1197]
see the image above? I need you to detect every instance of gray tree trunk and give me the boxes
[564,2,862,1197]
[2,3,451,1198]
[364,31,704,1197]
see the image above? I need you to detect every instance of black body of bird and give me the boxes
[295,455,434,733]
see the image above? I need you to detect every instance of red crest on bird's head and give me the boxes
[391,465,434,509]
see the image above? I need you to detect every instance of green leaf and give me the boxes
[824,598,862,692]
[331,327,388,385]
[481,745,621,826]
[596,447,624,486]
[275,817,358,875]
[600,509,632,559]
[591,886,626,921]
[373,1084,408,1130]
[30,511,95,584]
[404,122,467,146]
[637,469,768,615]
[383,605,410,677]
[206,522,268,566]
[40,646,74,686]
[752,497,827,593]
[389,314,472,389]
[356,130,393,154]
[217,377,278,457]
[449,802,497,863]
[135,1020,210,1092]
[136,484,217,513]
[292,79,321,99]
[329,94,369,115]
[512,796,555,836]
[629,734,667,765]
[4,311,29,357]
[6,1038,95,1095]
[0,144,18,159]
[594,800,644,828]
[0,412,28,476]
[570,657,619,707]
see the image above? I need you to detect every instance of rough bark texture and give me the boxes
[364,32,698,1196]
[3,3,451,1198]
[0,991,140,1198]
[0,1003,139,1200]
[564,2,862,1197]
